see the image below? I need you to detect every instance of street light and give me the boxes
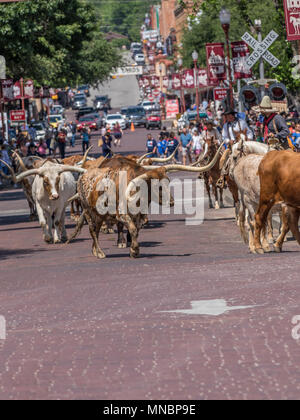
[177,57,186,113]
[192,50,200,121]
[219,7,234,108]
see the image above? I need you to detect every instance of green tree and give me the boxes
[180,0,300,92]
[0,0,120,87]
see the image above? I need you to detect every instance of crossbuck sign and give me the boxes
[242,30,280,69]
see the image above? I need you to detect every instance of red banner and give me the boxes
[163,76,169,89]
[1,79,14,101]
[150,75,160,88]
[24,80,34,99]
[10,110,26,122]
[213,88,228,101]
[13,81,22,99]
[206,43,226,84]
[166,99,179,119]
[198,68,208,87]
[182,69,195,89]
[172,73,181,90]
[284,0,300,41]
[231,41,252,79]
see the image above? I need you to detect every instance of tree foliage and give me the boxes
[0,0,120,87]
[180,0,300,92]
[92,0,159,41]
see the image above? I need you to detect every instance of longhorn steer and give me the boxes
[70,145,223,259]
[4,160,85,243]
[254,150,298,254]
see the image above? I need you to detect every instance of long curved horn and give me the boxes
[12,151,27,172]
[58,165,86,174]
[0,159,16,182]
[98,154,109,168]
[163,142,224,173]
[81,146,93,168]
[150,145,179,163]
[137,152,152,165]
[15,168,41,183]
[68,193,80,203]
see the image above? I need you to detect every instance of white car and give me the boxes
[32,122,46,140]
[51,105,65,116]
[105,114,126,130]
[134,54,145,65]
[141,101,155,112]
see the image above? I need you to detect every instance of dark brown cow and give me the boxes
[254,150,296,253]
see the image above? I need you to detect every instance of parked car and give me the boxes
[77,85,90,97]
[94,95,111,111]
[104,113,126,130]
[31,122,46,140]
[134,54,145,65]
[146,111,162,130]
[126,106,147,128]
[50,104,65,117]
[76,107,96,120]
[141,100,155,112]
[76,114,101,132]
[72,94,87,110]
[131,42,142,52]
[120,108,130,128]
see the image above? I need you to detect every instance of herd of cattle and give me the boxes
[1,135,300,258]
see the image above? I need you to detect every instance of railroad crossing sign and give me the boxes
[242,30,280,69]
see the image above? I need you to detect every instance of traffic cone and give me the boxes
[131,122,135,132]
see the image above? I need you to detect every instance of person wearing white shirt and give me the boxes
[221,108,253,145]
[202,120,221,144]
[192,129,204,159]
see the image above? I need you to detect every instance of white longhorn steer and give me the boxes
[9,161,85,243]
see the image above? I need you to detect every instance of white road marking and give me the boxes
[160,299,258,316]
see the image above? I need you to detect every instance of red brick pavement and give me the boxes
[1,127,300,400]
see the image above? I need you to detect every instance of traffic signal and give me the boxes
[239,85,260,109]
[268,82,287,101]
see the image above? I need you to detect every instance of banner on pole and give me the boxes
[172,73,181,90]
[1,79,14,101]
[206,43,226,84]
[166,99,179,119]
[284,0,300,41]
[182,70,195,89]
[198,68,208,87]
[231,41,252,79]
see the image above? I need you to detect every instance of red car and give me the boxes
[76,114,100,131]
[146,111,162,130]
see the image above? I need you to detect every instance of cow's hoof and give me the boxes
[274,245,282,253]
[215,202,220,210]
[61,236,68,244]
[220,203,225,209]
[118,242,127,248]
[255,248,265,255]
[54,239,61,244]
[249,248,257,254]
[44,236,53,244]
[262,246,271,253]
[130,249,140,258]
[108,228,114,234]
[93,248,106,259]
[101,228,108,234]
[209,204,213,209]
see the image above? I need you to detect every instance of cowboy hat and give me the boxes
[222,107,237,116]
[253,95,277,113]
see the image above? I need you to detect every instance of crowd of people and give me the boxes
[0,94,298,187]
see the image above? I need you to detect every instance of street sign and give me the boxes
[110,66,143,76]
[10,110,25,122]
[284,0,300,41]
[213,88,228,101]
[242,31,280,68]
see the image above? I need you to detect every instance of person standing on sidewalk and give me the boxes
[180,127,192,165]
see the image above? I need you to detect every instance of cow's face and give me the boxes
[42,171,61,200]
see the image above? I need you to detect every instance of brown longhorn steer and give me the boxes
[68,146,223,259]
[254,150,296,253]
